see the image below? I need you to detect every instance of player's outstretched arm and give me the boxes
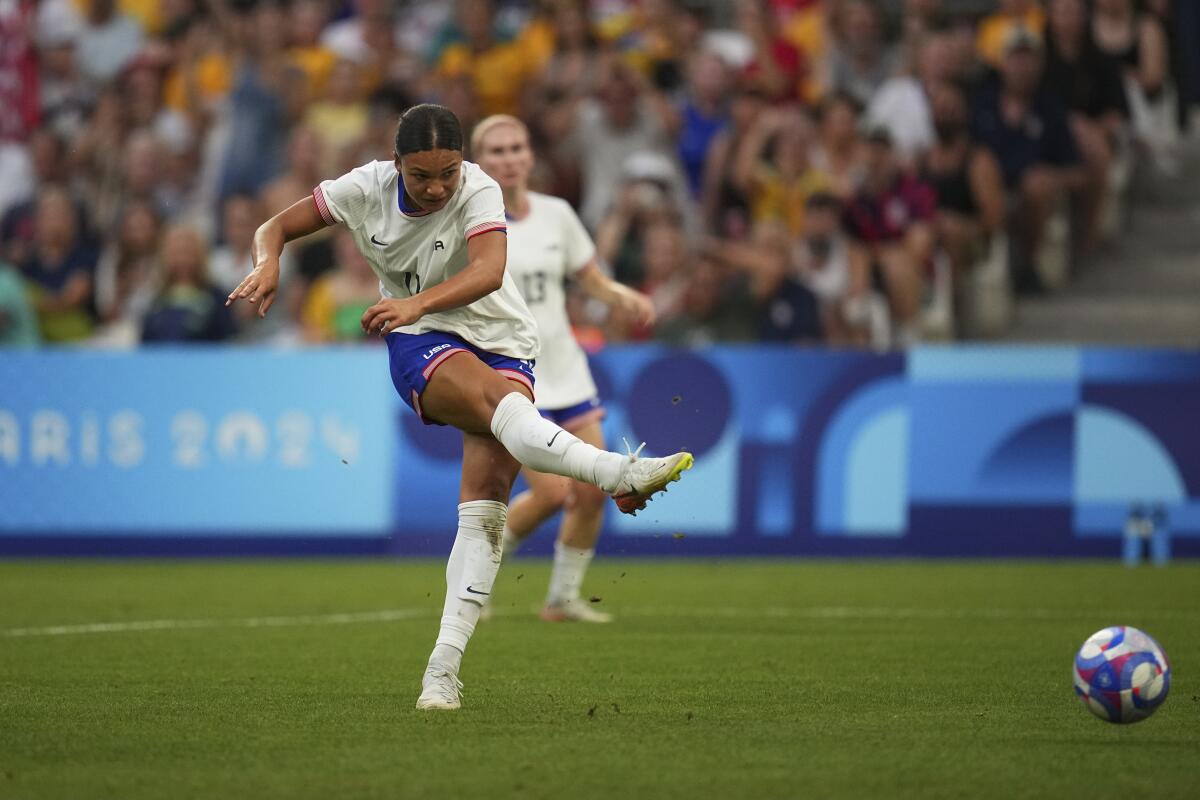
[227,196,328,318]
[361,229,507,336]
[576,261,655,327]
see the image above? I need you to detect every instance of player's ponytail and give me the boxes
[395,104,464,156]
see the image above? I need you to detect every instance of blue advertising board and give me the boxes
[2,345,1198,557]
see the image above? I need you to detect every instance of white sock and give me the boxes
[490,392,625,492]
[548,541,594,605]
[430,500,507,670]
[501,526,522,558]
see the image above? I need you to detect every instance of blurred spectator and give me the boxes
[434,0,548,117]
[977,0,1046,69]
[210,193,302,344]
[0,259,40,346]
[788,192,882,346]
[260,126,324,216]
[208,194,260,294]
[94,199,161,326]
[900,0,948,70]
[77,0,145,85]
[594,153,689,288]
[733,0,806,102]
[776,0,830,104]
[827,0,901,107]
[161,13,233,117]
[300,229,379,343]
[602,0,712,93]
[305,57,369,176]
[920,81,1006,273]
[653,253,756,346]
[1,127,73,268]
[706,232,816,345]
[843,129,936,345]
[102,130,170,233]
[258,126,335,287]
[866,26,959,163]
[635,222,690,333]
[35,0,94,141]
[288,0,337,101]
[732,108,832,238]
[21,187,97,343]
[1092,0,1168,97]
[1043,0,1128,251]
[216,0,307,203]
[700,81,767,241]
[530,0,602,109]
[140,224,235,343]
[1092,0,1176,174]
[970,28,1083,289]
[0,0,39,221]
[811,91,865,198]
[676,51,732,198]
[565,56,681,229]
[321,0,395,59]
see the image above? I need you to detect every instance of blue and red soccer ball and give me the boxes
[1074,626,1170,724]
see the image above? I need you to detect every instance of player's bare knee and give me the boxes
[532,479,571,514]
[570,481,607,514]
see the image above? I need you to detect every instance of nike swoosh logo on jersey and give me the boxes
[465,585,490,596]
[370,234,387,246]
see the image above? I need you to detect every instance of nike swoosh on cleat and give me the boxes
[547,430,562,448]
[465,586,490,596]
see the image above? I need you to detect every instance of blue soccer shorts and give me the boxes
[385,330,536,425]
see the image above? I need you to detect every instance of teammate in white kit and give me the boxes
[226,105,693,711]
[472,115,655,623]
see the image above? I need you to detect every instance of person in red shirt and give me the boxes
[842,127,936,345]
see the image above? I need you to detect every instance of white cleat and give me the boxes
[541,598,614,623]
[415,666,463,711]
[611,441,694,515]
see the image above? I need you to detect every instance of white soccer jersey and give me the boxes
[506,192,598,410]
[313,160,539,359]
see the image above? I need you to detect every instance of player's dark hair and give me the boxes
[394,104,463,156]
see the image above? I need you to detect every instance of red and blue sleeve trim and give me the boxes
[312,186,336,226]
[466,222,507,240]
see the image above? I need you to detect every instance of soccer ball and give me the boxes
[1073,626,1170,724]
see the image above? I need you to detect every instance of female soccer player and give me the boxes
[226,105,692,711]
[472,115,655,623]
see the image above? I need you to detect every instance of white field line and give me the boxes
[2,608,428,638]
[4,605,1196,638]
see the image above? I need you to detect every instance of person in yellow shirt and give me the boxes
[434,0,549,116]
[781,0,831,104]
[733,107,834,237]
[288,0,338,101]
[162,16,232,114]
[300,229,382,343]
[977,0,1046,67]
[304,57,370,176]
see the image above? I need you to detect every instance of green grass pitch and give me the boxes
[1,559,1197,799]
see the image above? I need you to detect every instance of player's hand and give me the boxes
[226,261,280,318]
[361,297,424,336]
[615,287,656,327]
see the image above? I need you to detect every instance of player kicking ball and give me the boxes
[227,104,692,711]
[472,115,656,623]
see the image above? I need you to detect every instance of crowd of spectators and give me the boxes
[0,0,1196,350]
